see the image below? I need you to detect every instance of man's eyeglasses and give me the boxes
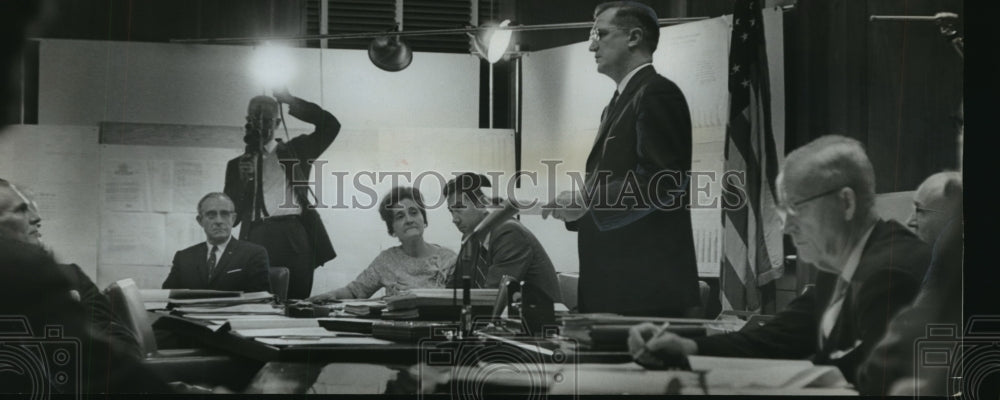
[913,205,942,216]
[776,186,844,223]
[589,26,627,42]
[202,210,234,219]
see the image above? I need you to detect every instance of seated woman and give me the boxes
[307,186,456,301]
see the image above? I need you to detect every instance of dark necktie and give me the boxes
[602,90,620,122]
[473,241,490,288]
[207,245,219,279]
[253,152,268,221]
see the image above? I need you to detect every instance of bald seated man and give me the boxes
[906,171,963,243]
[856,171,963,396]
[627,136,931,392]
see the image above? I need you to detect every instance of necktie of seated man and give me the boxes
[473,242,490,288]
[819,277,850,351]
[207,245,219,279]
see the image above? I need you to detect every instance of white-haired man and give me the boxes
[627,136,931,391]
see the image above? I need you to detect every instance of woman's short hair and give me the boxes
[379,186,428,235]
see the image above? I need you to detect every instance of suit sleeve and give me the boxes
[843,269,921,392]
[223,159,244,228]
[161,252,183,289]
[602,81,692,208]
[247,244,272,293]
[286,96,342,161]
[483,224,533,287]
[66,264,143,360]
[693,286,820,359]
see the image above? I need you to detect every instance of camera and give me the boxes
[0,316,81,397]
[415,316,578,399]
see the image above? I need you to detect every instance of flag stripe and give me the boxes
[720,0,783,312]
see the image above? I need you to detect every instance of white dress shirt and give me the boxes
[205,236,232,270]
[820,223,877,340]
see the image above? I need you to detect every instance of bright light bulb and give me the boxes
[486,20,513,64]
[250,42,296,89]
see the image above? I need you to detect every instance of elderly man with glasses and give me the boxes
[162,192,271,292]
[855,171,963,396]
[627,136,931,392]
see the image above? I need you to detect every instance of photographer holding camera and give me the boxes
[224,89,340,300]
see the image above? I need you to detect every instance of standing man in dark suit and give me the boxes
[628,136,931,387]
[224,89,339,299]
[544,1,699,317]
[163,192,270,292]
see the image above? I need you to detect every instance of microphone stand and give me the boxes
[869,12,963,59]
[451,200,520,338]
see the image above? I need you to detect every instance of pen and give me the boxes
[277,335,326,340]
[635,322,671,363]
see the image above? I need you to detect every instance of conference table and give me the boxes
[149,304,858,395]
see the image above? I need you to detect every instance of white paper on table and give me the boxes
[225,318,322,331]
[550,363,703,395]
[234,326,348,338]
[172,303,282,315]
[255,337,395,346]
[690,356,846,389]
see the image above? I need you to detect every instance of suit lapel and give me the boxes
[587,66,655,173]
[192,243,211,286]
[208,238,237,285]
[818,221,888,356]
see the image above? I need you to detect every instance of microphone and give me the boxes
[462,199,520,244]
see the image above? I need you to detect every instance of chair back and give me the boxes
[269,266,290,303]
[104,278,157,357]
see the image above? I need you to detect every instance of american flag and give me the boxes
[720,0,784,311]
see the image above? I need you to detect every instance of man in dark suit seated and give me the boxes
[0,179,170,393]
[855,171,963,396]
[162,192,271,292]
[444,173,563,334]
[627,136,931,388]
[15,186,143,359]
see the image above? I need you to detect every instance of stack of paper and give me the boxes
[370,320,459,342]
[381,289,498,321]
[385,289,498,311]
[341,300,387,317]
[167,291,273,308]
[171,303,283,315]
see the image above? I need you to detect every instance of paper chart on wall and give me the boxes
[102,159,148,212]
[99,212,165,266]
